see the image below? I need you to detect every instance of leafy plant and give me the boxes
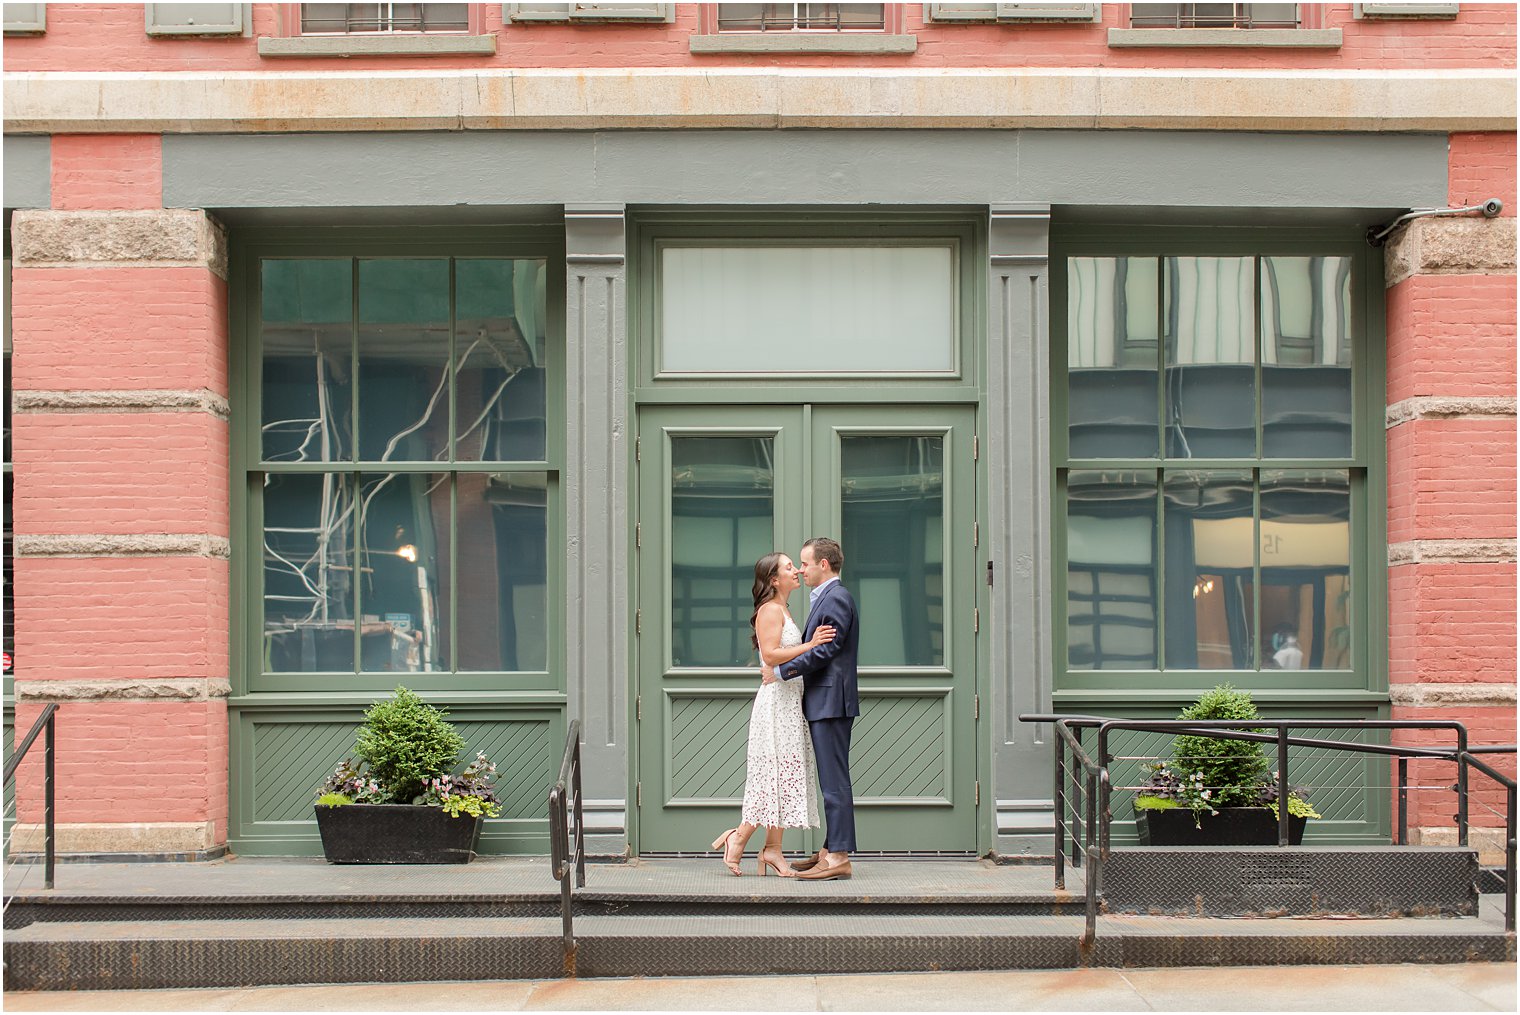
[353,686,465,803]
[316,792,353,807]
[416,752,502,818]
[317,758,386,803]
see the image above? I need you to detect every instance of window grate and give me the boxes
[299,3,470,35]
[717,3,886,32]
[1129,3,1300,28]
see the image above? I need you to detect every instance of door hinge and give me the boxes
[635,436,642,462]
[986,560,995,588]
[974,693,980,720]
[975,780,981,807]
[636,521,642,549]
[973,435,979,461]
[636,782,642,807]
[973,521,979,548]
[636,609,642,635]
[973,607,979,633]
[637,695,642,721]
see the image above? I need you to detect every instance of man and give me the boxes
[771,536,859,880]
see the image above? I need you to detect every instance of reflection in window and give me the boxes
[1067,257,1159,459]
[1130,3,1299,28]
[358,260,451,463]
[261,259,353,463]
[718,4,884,31]
[670,437,774,668]
[456,473,548,672]
[1165,257,1255,459]
[1165,470,1254,669]
[1066,471,1158,670]
[1261,256,1353,458]
[358,473,449,673]
[1261,470,1351,670]
[841,436,944,667]
[263,473,356,673]
[456,259,548,462]
[300,3,470,33]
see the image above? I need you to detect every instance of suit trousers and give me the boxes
[808,716,856,853]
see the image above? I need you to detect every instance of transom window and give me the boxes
[299,3,470,34]
[717,3,885,31]
[1129,3,1300,28]
[1056,245,1371,683]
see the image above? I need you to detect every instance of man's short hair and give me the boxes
[803,536,844,573]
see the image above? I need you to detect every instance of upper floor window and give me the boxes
[1129,3,1299,28]
[717,3,885,32]
[299,2,470,34]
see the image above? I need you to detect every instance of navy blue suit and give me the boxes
[782,579,859,852]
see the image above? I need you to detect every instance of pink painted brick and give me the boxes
[1386,274,1518,404]
[1387,561,1518,687]
[1449,132,1517,215]
[51,134,162,211]
[1386,416,1518,543]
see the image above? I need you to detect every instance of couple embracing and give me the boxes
[710,537,858,881]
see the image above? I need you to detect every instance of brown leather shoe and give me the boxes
[790,848,828,872]
[796,859,852,881]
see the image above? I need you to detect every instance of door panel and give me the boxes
[636,405,977,853]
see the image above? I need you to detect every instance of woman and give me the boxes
[710,552,835,876]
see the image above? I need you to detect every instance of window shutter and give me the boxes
[2,3,45,34]
[507,2,674,21]
[145,4,249,36]
[925,3,1001,21]
[1354,2,1458,17]
[995,3,1101,20]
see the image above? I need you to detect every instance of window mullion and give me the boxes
[1154,466,1166,671]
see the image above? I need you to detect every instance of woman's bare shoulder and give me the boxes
[755,600,786,619]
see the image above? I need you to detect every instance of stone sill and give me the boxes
[690,33,917,54]
[1108,27,1342,48]
[258,34,497,57]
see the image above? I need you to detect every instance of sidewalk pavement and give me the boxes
[4,963,1515,1012]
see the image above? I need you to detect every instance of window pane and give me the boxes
[670,437,774,668]
[456,473,549,672]
[1067,470,1158,669]
[263,472,355,673]
[1067,257,1159,459]
[1165,256,1256,459]
[1261,256,1353,458]
[1261,470,1351,670]
[357,259,450,463]
[1164,469,1253,669]
[455,258,548,462]
[841,435,944,667]
[261,259,352,463]
[358,473,449,673]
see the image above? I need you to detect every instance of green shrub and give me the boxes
[1171,683,1269,809]
[315,792,353,807]
[353,686,464,803]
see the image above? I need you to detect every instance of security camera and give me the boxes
[1482,198,1504,218]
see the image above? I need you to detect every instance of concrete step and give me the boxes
[4,906,1512,991]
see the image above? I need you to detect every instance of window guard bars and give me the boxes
[1022,713,1517,942]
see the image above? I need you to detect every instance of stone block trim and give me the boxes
[50,134,162,211]
[13,388,231,420]
[10,209,228,279]
[1388,538,1517,565]
[1390,683,1517,707]
[14,533,232,558]
[1384,215,1517,287]
[1386,395,1516,428]
[9,821,221,854]
[14,677,232,701]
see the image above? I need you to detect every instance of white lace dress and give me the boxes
[740,616,820,829]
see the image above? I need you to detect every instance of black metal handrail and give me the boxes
[548,718,585,976]
[3,703,57,890]
[1021,712,1517,937]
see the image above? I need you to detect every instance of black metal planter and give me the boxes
[1135,806,1307,846]
[314,804,483,864]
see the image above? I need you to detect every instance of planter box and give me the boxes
[314,804,482,864]
[1135,806,1306,846]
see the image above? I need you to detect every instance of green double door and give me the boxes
[634,405,980,853]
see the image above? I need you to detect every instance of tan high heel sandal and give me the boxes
[711,828,743,876]
[758,849,796,877]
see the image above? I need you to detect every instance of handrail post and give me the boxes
[1083,771,1097,947]
[1396,757,1409,846]
[1053,728,1065,890]
[44,708,56,890]
[573,733,585,889]
[1277,726,1290,847]
[1506,779,1517,934]
[1069,726,1082,869]
[1456,725,1470,847]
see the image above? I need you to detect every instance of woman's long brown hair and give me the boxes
[749,552,786,649]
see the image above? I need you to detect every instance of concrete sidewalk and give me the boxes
[4,963,1515,1012]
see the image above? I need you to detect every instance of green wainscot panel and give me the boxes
[667,693,751,803]
[231,704,564,855]
[853,694,948,801]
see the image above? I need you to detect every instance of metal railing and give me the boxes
[3,703,57,891]
[547,718,585,976]
[1021,713,1517,940]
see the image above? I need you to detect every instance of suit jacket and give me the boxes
[782,580,860,721]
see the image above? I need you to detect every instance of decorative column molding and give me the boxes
[563,204,630,854]
[986,205,1054,856]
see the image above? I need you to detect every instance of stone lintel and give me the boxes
[1414,826,1508,865]
[1386,396,1517,428]
[14,677,232,701]
[15,534,232,559]
[1387,538,1517,566]
[1384,215,1518,287]
[9,821,220,854]
[1389,682,1518,708]
[10,209,228,280]
[13,388,231,420]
